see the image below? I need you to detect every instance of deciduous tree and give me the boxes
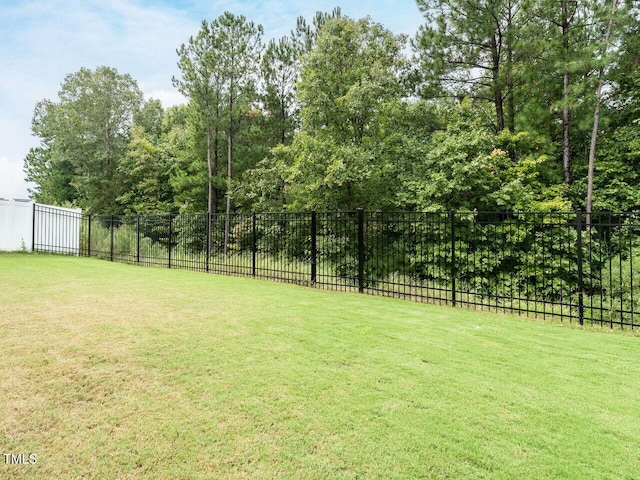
[25,66,143,213]
[280,16,409,211]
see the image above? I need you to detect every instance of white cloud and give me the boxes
[144,89,188,109]
[0,156,32,200]
[0,114,37,200]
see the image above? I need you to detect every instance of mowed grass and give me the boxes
[1,254,639,479]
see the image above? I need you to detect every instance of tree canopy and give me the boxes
[25,66,144,213]
[25,3,640,215]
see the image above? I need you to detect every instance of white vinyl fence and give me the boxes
[0,200,82,253]
[0,199,34,251]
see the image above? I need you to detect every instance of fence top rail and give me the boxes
[74,209,640,226]
[35,203,82,214]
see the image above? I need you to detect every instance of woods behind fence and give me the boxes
[33,205,640,328]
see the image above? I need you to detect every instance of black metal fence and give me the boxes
[33,205,640,328]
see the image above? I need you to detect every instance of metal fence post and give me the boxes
[450,210,457,307]
[168,214,173,269]
[576,209,585,325]
[252,212,257,277]
[87,214,92,257]
[357,208,364,293]
[206,212,211,273]
[31,203,37,252]
[110,215,114,262]
[311,211,317,286]
[136,215,141,265]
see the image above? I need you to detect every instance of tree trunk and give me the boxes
[206,122,213,259]
[213,124,220,216]
[224,97,233,256]
[562,0,571,185]
[206,123,212,215]
[491,34,505,131]
[562,76,570,184]
[506,0,515,132]
[586,80,602,228]
[586,0,618,228]
[506,66,515,132]
[281,103,287,145]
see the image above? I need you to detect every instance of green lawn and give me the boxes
[1,253,639,479]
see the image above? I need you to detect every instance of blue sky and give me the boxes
[0,0,424,200]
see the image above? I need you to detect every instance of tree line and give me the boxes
[25,2,640,216]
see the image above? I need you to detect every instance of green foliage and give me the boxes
[116,119,178,214]
[167,104,214,213]
[398,100,570,213]
[268,16,411,211]
[23,6,640,223]
[27,66,144,213]
[24,147,76,205]
[233,153,288,212]
[600,246,640,324]
[579,29,640,212]
[414,0,524,130]
[259,36,299,147]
